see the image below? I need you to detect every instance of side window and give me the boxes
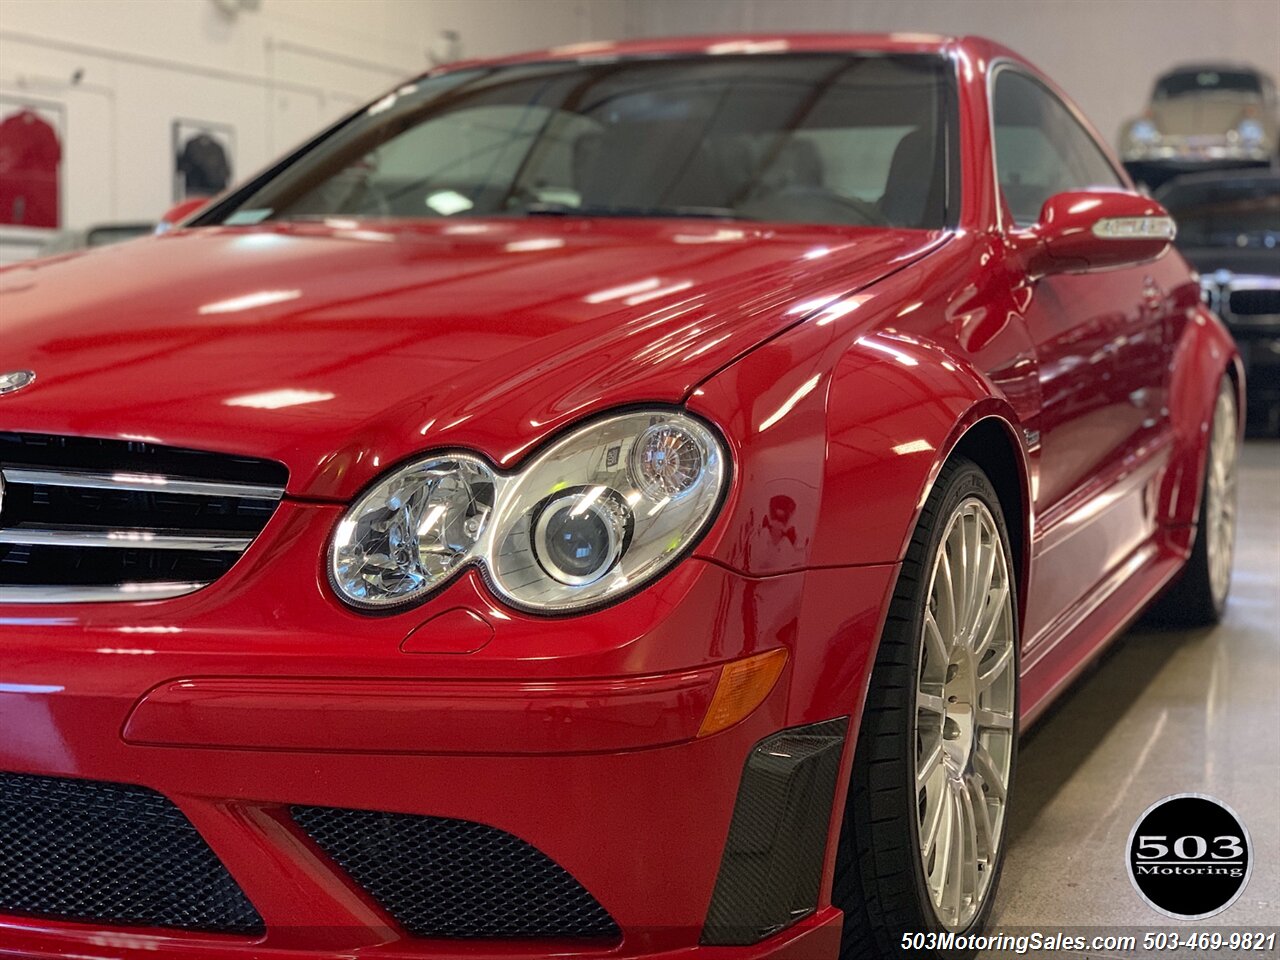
[992,71,1123,227]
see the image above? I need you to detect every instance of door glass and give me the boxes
[992,71,1122,226]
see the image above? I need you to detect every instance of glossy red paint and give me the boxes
[2,221,943,497]
[122,668,725,754]
[159,196,213,227]
[0,33,1238,960]
[1027,190,1174,274]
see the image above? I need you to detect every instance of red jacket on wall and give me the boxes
[0,108,61,228]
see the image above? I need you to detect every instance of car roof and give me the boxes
[1155,169,1280,204]
[1159,169,1280,189]
[429,34,1028,74]
[1157,62,1267,78]
[483,33,953,61]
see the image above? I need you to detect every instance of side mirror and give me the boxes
[156,197,212,233]
[1025,190,1175,275]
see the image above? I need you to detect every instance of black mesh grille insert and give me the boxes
[292,806,619,940]
[0,771,264,935]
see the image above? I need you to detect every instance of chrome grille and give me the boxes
[0,433,286,603]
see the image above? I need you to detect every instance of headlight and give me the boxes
[1129,119,1159,144]
[329,410,728,613]
[330,455,497,609]
[1238,118,1265,145]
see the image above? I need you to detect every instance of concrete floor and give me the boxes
[979,440,1280,957]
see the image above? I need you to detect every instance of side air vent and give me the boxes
[702,718,849,946]
[292,805,620,940]
[0,433,286,603]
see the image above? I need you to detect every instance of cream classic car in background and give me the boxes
[1122,62,1278,187]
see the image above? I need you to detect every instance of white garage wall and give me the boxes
[0,0,625,242]
[2,0,1273,253]
[621,0,1280,158]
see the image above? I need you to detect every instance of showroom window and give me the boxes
[992,69,1124,226]
[218,54,958,229]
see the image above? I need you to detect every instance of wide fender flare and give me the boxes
[690,326,1030,575]
[1163,306,1245,538]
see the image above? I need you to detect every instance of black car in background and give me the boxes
[1158,171,1280,434]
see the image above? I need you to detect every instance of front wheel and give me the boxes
[835,457,1018,958]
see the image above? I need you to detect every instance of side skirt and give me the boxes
[1018,530,1186,728]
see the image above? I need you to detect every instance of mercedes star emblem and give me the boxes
[0,370,36,396]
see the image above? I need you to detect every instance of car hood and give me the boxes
[1,219,944,499]
[1149,96,1256,136]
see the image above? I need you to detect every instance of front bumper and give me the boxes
[1121,144,1272,186]
[0,912,845,960]
[1122,139,1273,166]
[0,500,898,959]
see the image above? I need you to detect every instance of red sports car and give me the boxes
[0,33,1242,960]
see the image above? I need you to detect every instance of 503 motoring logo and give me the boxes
[1127,794,1253,920]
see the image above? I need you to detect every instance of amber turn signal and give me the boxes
[697,648,788,738]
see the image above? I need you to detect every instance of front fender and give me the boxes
[689,318,1028,575]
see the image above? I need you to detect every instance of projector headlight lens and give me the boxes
[329,410,727,614]
[532,488,630,585]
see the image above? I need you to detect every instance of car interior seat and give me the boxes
[879,127,947,228]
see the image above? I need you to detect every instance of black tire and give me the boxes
[1147,376,1238,627]
[834,457,1019,959]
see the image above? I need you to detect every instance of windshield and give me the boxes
[1154,69,1262,99]
[1168,200,1280,249]
[1161,181,1280,249]
[214,54,957,230]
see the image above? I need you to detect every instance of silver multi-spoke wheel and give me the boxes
[915,497,1015,930]
[1205,385,1239,608]
[836,461,1015,954]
